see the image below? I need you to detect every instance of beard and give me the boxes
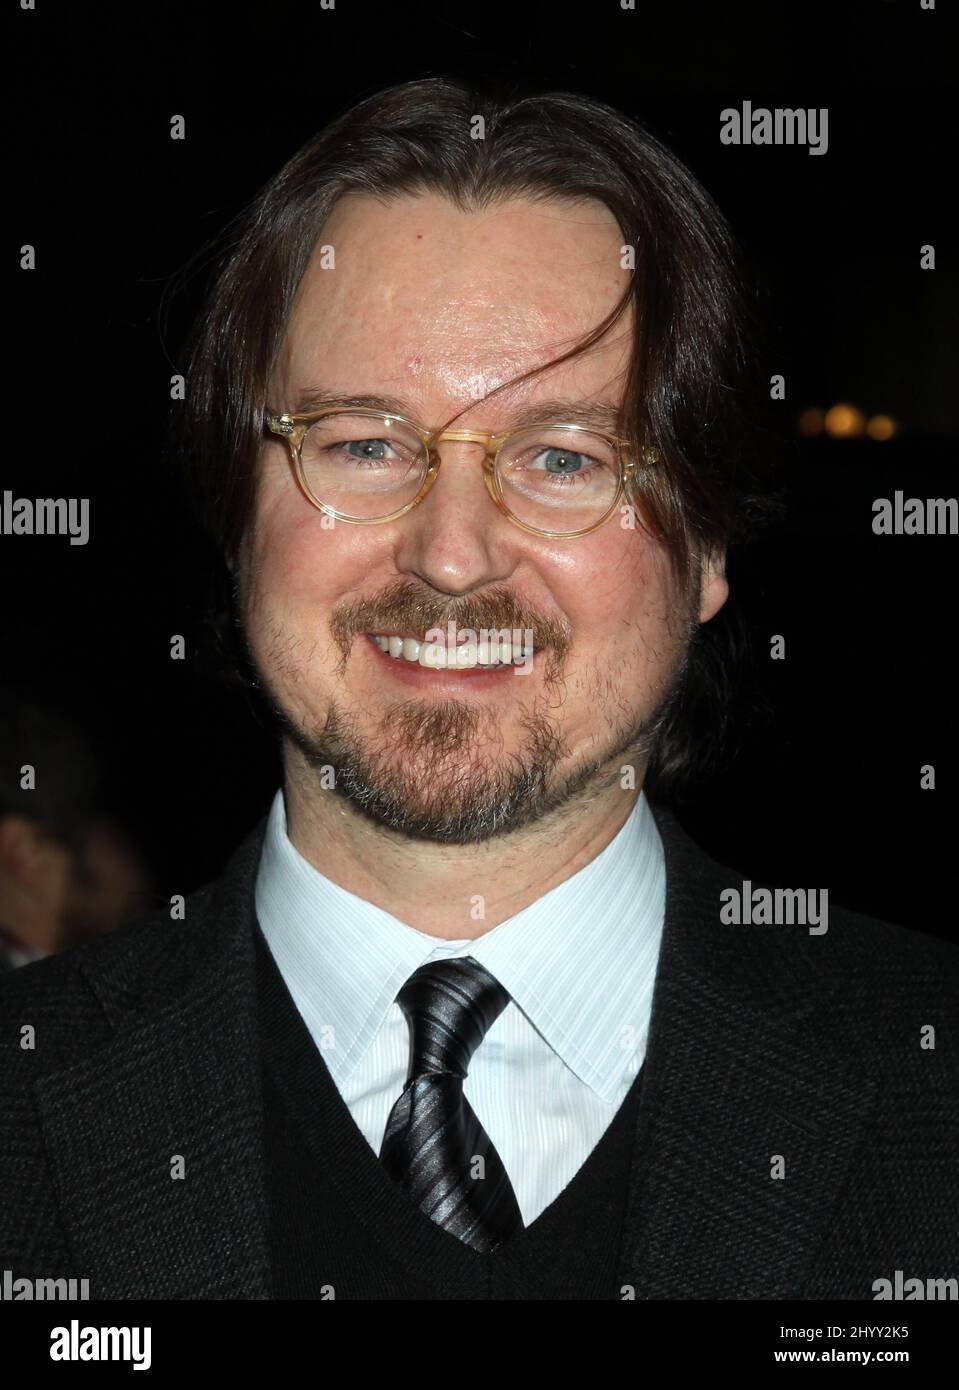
[251,645,688,846]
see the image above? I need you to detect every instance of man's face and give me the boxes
[236,192,727,843]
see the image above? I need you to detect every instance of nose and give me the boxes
[393,437,518,593]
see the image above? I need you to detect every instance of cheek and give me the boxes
[568,530,675,641]
[241,491,380,660]
[599,555,687,701]
[247,488,331,608]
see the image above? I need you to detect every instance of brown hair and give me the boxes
[168,76,782,798]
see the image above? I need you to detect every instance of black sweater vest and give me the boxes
[255,922,644,1299]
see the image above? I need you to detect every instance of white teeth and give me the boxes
[368,634,535,669]
[418,642,444,669]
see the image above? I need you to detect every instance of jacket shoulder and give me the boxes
[0,817,267,1071]
[649,799,959,1053]
[0,897,207,1074]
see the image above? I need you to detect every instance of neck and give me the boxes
[280,756,642,940]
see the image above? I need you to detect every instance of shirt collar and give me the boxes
[255,786,664,1103]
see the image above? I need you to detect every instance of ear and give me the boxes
[698,548,729,624]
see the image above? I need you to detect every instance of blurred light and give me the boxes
[866,414,898,441]
[797,407,824,436]
[824,403,866,438]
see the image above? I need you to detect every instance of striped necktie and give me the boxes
[379,956,525,1252]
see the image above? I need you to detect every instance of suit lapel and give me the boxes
[617,805,879,1298]
[33,822,272,1299]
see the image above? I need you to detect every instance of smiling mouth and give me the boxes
[363,633,537,672]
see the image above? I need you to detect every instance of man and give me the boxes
[1,77,956,1300]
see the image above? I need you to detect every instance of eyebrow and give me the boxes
[288,386,626,434]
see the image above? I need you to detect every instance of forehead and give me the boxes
[276,191,633,421]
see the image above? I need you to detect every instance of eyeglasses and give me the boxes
[265,405,660,539]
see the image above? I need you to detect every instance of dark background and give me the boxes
[7,0,956,940]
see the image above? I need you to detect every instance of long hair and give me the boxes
[167,76,784,801]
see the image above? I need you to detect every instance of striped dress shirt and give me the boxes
[254,785,666,1225]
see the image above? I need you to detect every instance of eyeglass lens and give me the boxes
[297,413,622,532]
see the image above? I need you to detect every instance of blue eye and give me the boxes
[535,447,590,475]
[346,439,392,461]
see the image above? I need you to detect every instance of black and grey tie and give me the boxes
[379,955,525,1252]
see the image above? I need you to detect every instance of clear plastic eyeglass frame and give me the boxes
[265,405,660,540]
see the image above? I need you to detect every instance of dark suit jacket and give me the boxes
[1,803,957,1299]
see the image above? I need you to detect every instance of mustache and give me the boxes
[330,580,571,661]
